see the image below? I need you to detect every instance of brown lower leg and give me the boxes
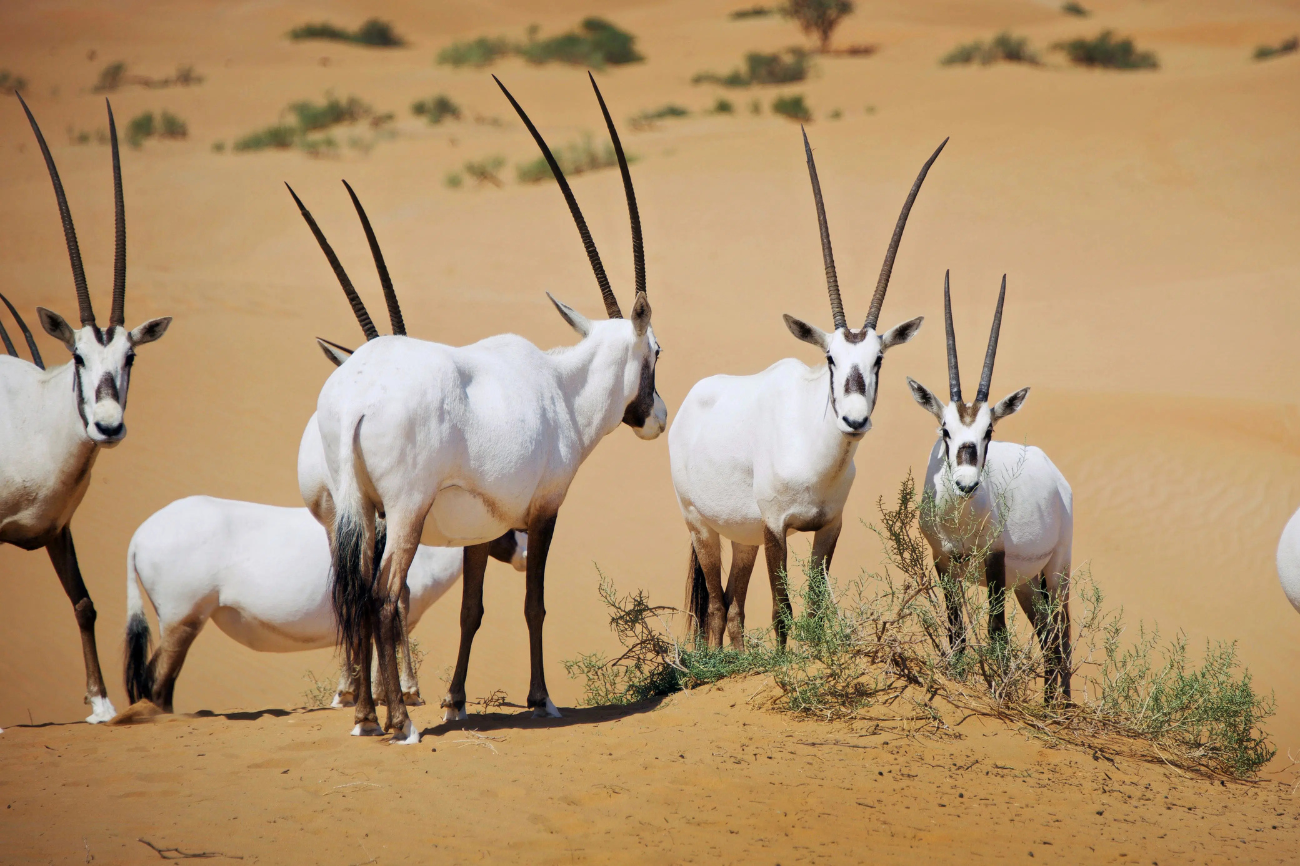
[525,514,558,710]
[985,552,1008,640]
[353,615,378,729]
[763,527,791,647]
[150,620,202,712]
[724,543,758,648]
[46,526,108,702]
[444,543,490,713]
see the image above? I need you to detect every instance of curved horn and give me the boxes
[0,312,14,359]
[342,180,405,336]
[17,92,96,327]
[285,184,378,342]
[802,126,846,331]
[494,75,622,319]
[975,275,1006,404]
[943,270,961,403]
[108,100,127,327]
[864,137,948,332]
[0,292,44,369]
[589,72,644,298]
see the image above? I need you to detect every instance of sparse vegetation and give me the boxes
[566,474,1275,779]
[412,94,462,124]
[771,93,812,121]
[1254,36,1298,61]
[233,93,380,154]
[438,19,642,69]
[437,36,512,68]
[0,70,28,95]
[1054,30,1158,69]
[710,97,735,114]
[462,155,506,186]
[288,19,404,47]
[516,135,623,184]
[731,5,775,18]
[444,171,464,189]
[630,104,689,129]
[783,0,855,52]
[92,62,203,93]
[942,32,1039,66]
[693,49,812,86]
[125,110,188,148]
[1061,1,1089,16]
[302,669,337,709]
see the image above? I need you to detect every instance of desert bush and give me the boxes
[1054,30,1158,69]
[412,94,462,124]
[93,61,203,93]
[630,104,689,129]
[437,36,511,67]
[94,61,128,93]
[771,93,812,121]
[519,18,643,68]
[941,32,1039,66]
[783,0,854,52]
[0,70,28,94]
[694,48,811,86]
[463,155,506,186]
[1061,1,1089,15]
[125,111,188,148]
[444,171,463,189]
[288,94,371,131]
[710,97,735,114]
[289,19,403,47]
[516,135,621,183]
[730,5,775,18]
[1254,36,1298,61]
[565,473,1275,779]
[302,669,337,708]
[233,124,298,152]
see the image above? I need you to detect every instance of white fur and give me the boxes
[1276,507,1300,614]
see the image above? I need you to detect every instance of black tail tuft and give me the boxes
[685,544,708,641]
[124,613,154,704]
[331,511,382,673]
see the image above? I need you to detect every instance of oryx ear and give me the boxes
[129,317,172,346]
[783,315,829,350]
[36,307,76,350]
[316,337,354,368]
[991,387,1029,422]
[547,292,592,337]
[630,291,651,337]
[907,376,945,421]
[881,316,924,351]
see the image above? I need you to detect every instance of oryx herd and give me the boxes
[4,76,1290,745]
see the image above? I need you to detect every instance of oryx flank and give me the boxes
[1276,507,1300,615]
[0,95,170,723]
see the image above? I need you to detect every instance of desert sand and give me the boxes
[1,0,1298,861]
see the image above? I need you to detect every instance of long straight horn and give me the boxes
[975,275,1006,404]
[589,72,644,298]
[863,137,948,332]
[285,183,378,341]
[802,126,846,331]
[494,75,623,319]
[17,92,96,327]
[0,293,45,369]
[342,180,405,336]
[943,270,961,403]
[108,100,127,327]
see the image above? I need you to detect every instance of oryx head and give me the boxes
[18,94,171,446]
[907,273,1029,496]
[498,73,666,440]
[784,130,945,438]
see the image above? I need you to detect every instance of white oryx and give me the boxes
[906,274,1073,701]
[0,95,171,723]
[1276,508,1300,614]
[122,496,525,713]
[296,74,665,743]
[670,130,942,648]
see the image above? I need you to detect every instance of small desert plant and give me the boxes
[93,61,128,93]
[731,5,775,18]
[289,19,404,47]
[630,104,689,129]
[516,135,622,183]
[0,70,28,95]
[519,18,643,68]
[233,124,298,151]
[710,97,735,114]
[462,155,507,186]
[693,48,811,86]
[942,32,1039,66]
[1054,30,1158,69]
[125,111,188,148]
[288,94,372,131]
[444,171,464,189]
[437,36,511,67]
[783,0,854,52]
[412,94,462,124]
[233,93,373,153]
[771,93,812,121]
[1254,36,1298,61]
[1061,1,1089,16]
[302,669,337,708]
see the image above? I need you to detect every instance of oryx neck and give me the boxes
[551,329,637,457]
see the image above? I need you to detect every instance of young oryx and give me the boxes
[671,130,943,649]
[1276,508,1300,615]
[298,74,665,743]
[0,96,171,723]
[906,274,1073,701]
[122,497,525,713]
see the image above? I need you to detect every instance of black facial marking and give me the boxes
[845,365,866,396]
[621,357,657,429]
[71,364,89,428]
[95,372,119,403]
[843,328,869,344]
[956,443,978,467]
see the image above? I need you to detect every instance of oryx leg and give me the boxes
[350,614,380,736]
[373,521,422,744]
[150,618,204,713]
[686,522,725,648]
[397,583,423,706]
[1042,551,1072,702]
[524,513,561,718]
[807,517,842,618]
[763,527,792,648]
[442,541,491,723]
[938,555,967,655]
[723,542,759,648]
[46,526,114,723]
[984,551,1008,643]
[333,668,357,708]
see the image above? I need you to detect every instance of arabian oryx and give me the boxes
[297,74,665,743]
[122,497,525,713]
[671,130,943,649]
[906,274,1073,701]
[1276,508,1300,615]
[0,96,170,723]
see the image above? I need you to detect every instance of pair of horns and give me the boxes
[803,130,947,333]
[494,72,644,319]
[18,93,128,329]
[287,180,406,343]
[944,271,1006,405]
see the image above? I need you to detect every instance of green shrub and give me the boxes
[124,110,187,148]
[126,113,154,148]
[519,17,643,68]
[463,155,506,186]
[771,93,811,121]
[444,171,464,189]
[301,669,337,708]
[0,69,28,94]
[1061,1,1088,15]
[412,94,462,124]
[437,36,511,67]
[783,0,854,52]
[730,5,775,18]
[212,141,226,153]
[1254,36,1298,61]
[288,94,371,131]
[516,135,621,184]
[234,93,373,153]
[631,104,689,128]
[1054,30,1158,69]
[694,48,811,86]
[159,111,187,138]
[942,32,1039,65]
[710,97,735,114]
[234,124,298,151]
[93,61,128,93]
[289,19,404,47]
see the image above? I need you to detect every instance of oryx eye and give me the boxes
[125,351,136,367]
[73,354,84,367]
[825,355,834,367]
[941,427,950,440]
[873,355,883,369]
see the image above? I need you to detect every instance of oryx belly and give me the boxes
[422,485,515,547]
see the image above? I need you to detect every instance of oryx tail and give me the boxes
[328,419,386,673]
[124,539,154,704]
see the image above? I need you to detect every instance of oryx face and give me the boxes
[38,309,170,445]
[620,295,666,440]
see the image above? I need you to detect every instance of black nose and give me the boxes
[956,480,979,495]
[95,421,123,437]
[842,415,868,431]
